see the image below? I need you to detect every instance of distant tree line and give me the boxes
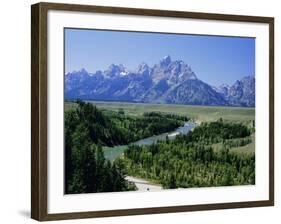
[176,118,251,144]
[103,110,187,145]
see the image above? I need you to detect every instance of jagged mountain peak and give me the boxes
[137,63,151,76]
[151,56,197,84]
[212,75,255,107]
[65,57,254,107]
[242,75,255,80]
[160,55,172,67]
[107,63,125,72]
[66,68,88,75]
[79,68,88,74]
[105,64,128,77]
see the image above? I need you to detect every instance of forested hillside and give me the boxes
[123,120,255,188]
[64,101,186,193]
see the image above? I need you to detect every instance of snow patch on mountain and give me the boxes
[65,56,255,107]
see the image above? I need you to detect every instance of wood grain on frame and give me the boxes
[31,2,274,221]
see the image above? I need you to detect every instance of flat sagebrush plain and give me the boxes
[65,101,254,123]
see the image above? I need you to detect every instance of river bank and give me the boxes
[103,122,197,162]
[103,122,197,191]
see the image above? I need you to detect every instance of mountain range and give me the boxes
[65,56,255,107]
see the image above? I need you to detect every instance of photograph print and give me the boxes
[64,28,255,194]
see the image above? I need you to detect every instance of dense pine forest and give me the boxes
[65,100,255,194]
[123,120,255,188]
[65,101,187,193]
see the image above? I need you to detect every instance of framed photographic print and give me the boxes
[31,2,274,221]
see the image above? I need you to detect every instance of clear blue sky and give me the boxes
[65,28,255,86]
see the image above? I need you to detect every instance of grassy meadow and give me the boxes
[65,101,254,123]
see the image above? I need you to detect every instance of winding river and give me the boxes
[103,122,197,162]
[134,122,197,146]
[102,122,197,191]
